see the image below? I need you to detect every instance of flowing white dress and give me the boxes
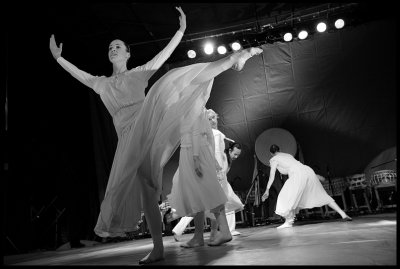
[167,109,227,217]
[212,129,244,214]
[271,153,334,218]
[57,30,219,237]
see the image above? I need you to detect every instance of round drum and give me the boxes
[346,174,367,190]
[255,128,297,166]
[370,170,397,186]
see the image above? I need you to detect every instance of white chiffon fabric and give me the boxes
[56,30,225,237]
[213,129,244,214]
[271,153,334,218]
[94,63,219,237]
[167,110,228,217]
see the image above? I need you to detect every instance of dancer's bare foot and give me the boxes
[277,221,293,229]
[209,230,217,242]
[340,216,352,222]
[138,248,164,265]
[232,47,263,71]
[173,232,180,242]
[207,231,232,246]
[180,237,204,248]
[231,230,241,236]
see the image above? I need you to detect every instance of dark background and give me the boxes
[4,2,397,255]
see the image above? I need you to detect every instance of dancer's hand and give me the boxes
[49,34,63,60]
[176,6,186,33]
[193,156,203,177]
[261,189,269,202]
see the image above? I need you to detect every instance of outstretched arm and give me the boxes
[262,161,277,201]
[136,6,186,72]
[224,137,235,143]
[49,34,97,90]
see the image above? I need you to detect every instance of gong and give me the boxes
[255,128,297,166]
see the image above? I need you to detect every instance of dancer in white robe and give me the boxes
[262,144,352,229]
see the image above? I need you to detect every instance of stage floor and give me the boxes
[4,212,396,266]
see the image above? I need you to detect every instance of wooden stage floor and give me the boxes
[4,212,396,266]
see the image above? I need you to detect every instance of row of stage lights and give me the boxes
[187,18,346,59]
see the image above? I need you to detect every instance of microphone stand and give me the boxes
[244,172,261,205]
[244,171,262,227]
[327,166,334,196]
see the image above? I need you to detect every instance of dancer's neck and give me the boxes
[112,62,127,75]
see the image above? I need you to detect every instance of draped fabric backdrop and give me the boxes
[90,18,396,205]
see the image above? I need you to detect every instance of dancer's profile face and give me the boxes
[207,112,218,129]
[229,147,241,161]
[108,39,130,63]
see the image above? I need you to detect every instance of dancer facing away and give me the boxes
[50,6,263,264]
[171,109,244,242]
[262,144,352,229]
[167,105,232,248]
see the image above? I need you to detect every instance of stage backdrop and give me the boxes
[89,18,396,200]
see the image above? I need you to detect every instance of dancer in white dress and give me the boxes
[168,106,232,247]
[171,109,244,241]
[262,144,352,229]
[207,110,244,239]
[50,6,263,264]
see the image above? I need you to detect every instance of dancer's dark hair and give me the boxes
[228,142,241,151]
[270,144,280,154]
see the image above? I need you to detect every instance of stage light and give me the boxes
[204,43,214,55]
[187,50,196,59]
[217,45,227,55]
[298,30,308,40]
[231,41,241,51]
[335,18,345,29]
[283,32,293,42]
[316,22,327,33]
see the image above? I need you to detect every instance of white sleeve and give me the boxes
[57,57,98,90]
[134,31,183,78]
[213,132,223,153]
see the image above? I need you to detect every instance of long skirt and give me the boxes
[94,63,216,237]
[275,164,334,219]
[167,145,228,218]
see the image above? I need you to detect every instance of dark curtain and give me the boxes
[199,18,396,191]
[87,17,396,223]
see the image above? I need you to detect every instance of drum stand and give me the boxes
[33,196,66,250]
[244,173,259,205]
[244,172,266,226]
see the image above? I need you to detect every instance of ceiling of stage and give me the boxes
[42,2,388,65]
